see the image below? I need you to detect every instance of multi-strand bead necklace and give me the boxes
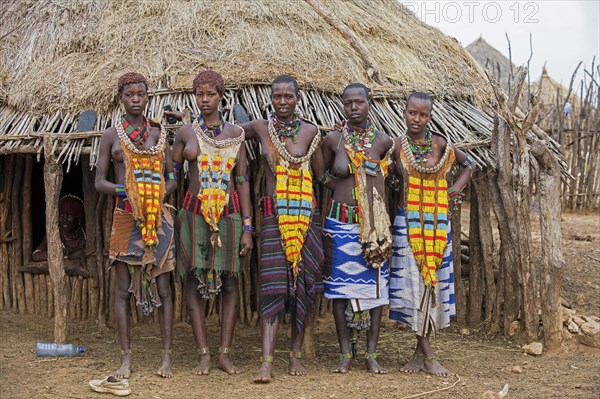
[270,111,301,143]
[406,127,433,163]
[344,119,377,156]
[197,114,225,138]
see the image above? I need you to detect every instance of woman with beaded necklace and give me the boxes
[95,72,177,379]
[238,74,324,383]
[172,70,252,376]
[389,92,474,376]
[319,83,394,374]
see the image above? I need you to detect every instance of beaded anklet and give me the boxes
[364,352,378,360]
[219,347,231,354]
[289,351,302,359]
[161,349,172,355]
[120,349,132,355]
[340,352,352,359]
[197,347,210,356]
[260,355,273,363]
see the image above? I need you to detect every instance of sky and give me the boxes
[399,0,600,88]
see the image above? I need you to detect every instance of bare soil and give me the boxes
[1,212,599,399]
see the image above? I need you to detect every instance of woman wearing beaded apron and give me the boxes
[318,83,394,374]
[239,74,324,383]
[95,72,177,379]
[388,92,474,376]
[172,70,252,376]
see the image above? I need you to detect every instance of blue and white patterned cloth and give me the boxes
[389,208,456,336]
[323,217,389,312]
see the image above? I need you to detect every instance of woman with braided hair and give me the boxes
[172,70,252,376]
[95,72,177,379]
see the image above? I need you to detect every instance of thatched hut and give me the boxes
[0,0,567,344]
[466,37,515,94]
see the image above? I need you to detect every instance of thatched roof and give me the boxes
[0,0,567,175]
[466,37,514,93]
[531,68,577,109]
[1,0,490,115]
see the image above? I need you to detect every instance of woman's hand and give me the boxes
[239,231,253,256]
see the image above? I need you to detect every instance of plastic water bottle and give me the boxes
[35,342,85,357]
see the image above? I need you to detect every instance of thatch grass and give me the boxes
[531,68,579,110]
[0,0,491,116]
[0,0,569,176]
[466,37,514,93]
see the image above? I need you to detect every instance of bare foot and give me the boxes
[254,362,273,383]
[423,357,451,376]
[218,353,241,375]
[288,357,306,376]
[157,352,173,378]
[192,354,211,375]
[365,356,387,374]
[114,354,132,379]
[400,356,424,373]
[330,357,352,373]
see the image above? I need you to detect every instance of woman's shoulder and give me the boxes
[226,122,244,138]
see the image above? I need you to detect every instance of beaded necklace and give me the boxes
[193,122,245,247]
[344,119,377,155]
[116,119,167,246]
[121,117,150,148]
[400,133,451,174]
[406,128,433,163]
[270,111,301,143]
[267,118,321,288]
[197,114,225,138]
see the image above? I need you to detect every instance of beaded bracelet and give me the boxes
[174,162,182,171]
[164,172,176,181]
[243,216,253,232]
[235,175,248,184]
[459,156,474,169]
[115,184,127,197]
[448,186,457,198]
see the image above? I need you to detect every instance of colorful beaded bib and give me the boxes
[268,118,321,287]
[343,124,394,268]
[116,119,167,246]
[193,121,245,247]
[399,134,455,288]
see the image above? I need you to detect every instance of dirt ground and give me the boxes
[1,211,599,399]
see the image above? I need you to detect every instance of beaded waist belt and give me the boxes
[326,198,360,224]
[261,195,317,217]
[115,197,134,213]
[183,190,240,216]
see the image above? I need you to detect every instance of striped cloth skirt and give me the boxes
[258,196,324,333]
[389,208,456,336]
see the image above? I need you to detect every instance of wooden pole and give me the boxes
[450,202,466,323]
[0,156,14,310]
[95,194,106,327]
[82,155,99,321]
[474,175,496,331]
[22,155,34,314]
[43,137,68,343]
[10,156,25,312]
[531,141,566,351]
[467,184,483,325]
